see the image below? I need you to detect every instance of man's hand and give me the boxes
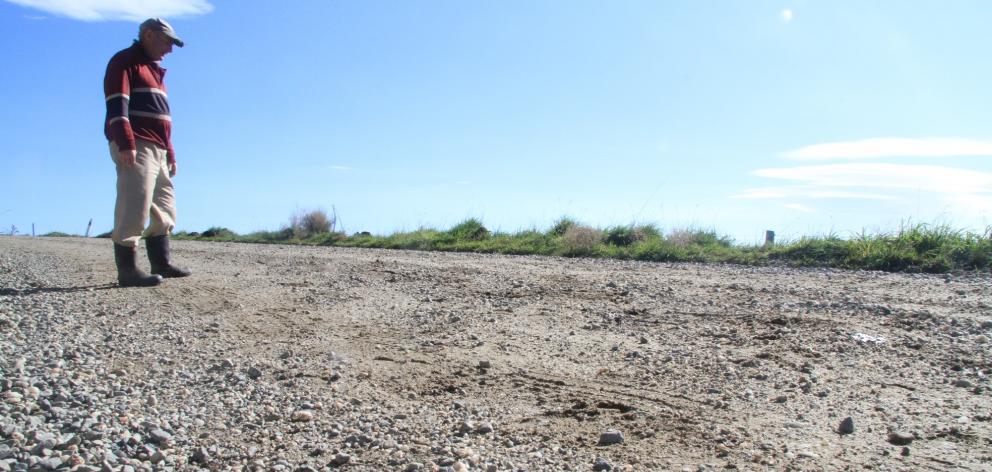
[118,149,137,167]
[169,161,177,177]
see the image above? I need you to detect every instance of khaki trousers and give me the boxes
[109,139,176,247]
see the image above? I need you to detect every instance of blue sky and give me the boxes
[2,0,991,244]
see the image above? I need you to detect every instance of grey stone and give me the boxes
[36,457,62,471]
[404,463,423,472]
[954,379,973,388]
[593,457,612,471]
[597,429,624,446]
[838,417,854,435]
[331,453,350,466]
[247,367,263,379]
[191,446,210,464]
[149,429,172,445]
[33,432,57,449]
[888,431,914,446]
[476,422,494,434]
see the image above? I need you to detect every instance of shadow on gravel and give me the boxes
[0,283,117,296]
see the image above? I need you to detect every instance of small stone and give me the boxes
[149,429,172,445]
[247,366,263,379]
[901,447,910,456]
[476,422,494,434]
[191,447,210,464]
[478,360,492,369]
[593,457,613,471]
[773,395,787,403]
[331,453,350,466]
[838,417,855,435]
[597,429,624,446]
[292,410,315,422]
[4,392,22,405]
[38,457,63,470]
[888,431,914,446]
[953,379,973,388]
[405,463,423,472]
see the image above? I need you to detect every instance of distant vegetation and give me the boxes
[168,211,992,274]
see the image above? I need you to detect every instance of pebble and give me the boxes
[888,431,915,446]
[292,410,315,422]
[954,379,973,388]
[838,417,855,435]
[593,457,613,471]
[476,422,494,434]
[149,429,172,445]
[331,453,351,466]
[598,429,624,446]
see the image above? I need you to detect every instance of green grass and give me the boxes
[171,219,992,274]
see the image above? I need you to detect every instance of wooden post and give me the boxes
[764,230,775,247]
[85,219,93,238]
[32,224,35,237]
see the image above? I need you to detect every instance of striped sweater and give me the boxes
[104,42,175,163]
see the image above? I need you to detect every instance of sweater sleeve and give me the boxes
[104,57,136,152]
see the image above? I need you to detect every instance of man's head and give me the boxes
[138,18,184,61]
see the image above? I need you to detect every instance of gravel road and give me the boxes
[2,236,991,471]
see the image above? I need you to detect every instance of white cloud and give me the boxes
[780,9,793,22]
[753,163,992,194]
[6,0,212,21]
[329,165,352,171]
[733,186,897,201]
[784,203,814,213]
[782,138,992,160]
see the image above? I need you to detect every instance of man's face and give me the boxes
[141,29,174,61]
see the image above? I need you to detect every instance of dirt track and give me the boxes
[2,236,991,471]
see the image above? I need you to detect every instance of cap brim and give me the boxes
[163,31,184,47]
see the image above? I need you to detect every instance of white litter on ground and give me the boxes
[852,332,886,344]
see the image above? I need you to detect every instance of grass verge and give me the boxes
[168,220,992,274]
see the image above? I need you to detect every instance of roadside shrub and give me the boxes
[42,232,74,237]
[769,236,849,267]
[667,228,733,248]
[605,225,641,246]
[448,218,490,241]
[549,217,578,237]
[287,208,335,239]
[202,227,237,238]
[633,224,662,240]
[561,225,603,256]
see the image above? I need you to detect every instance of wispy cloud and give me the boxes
[782,138,992,161]
[733,186,897,201]
[6,0,213,21]
[780,9,794,23]
[784,203,813,213]
[753,163,992,194]
[328,165,352,171]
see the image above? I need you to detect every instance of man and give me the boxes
[104,18,191,287]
